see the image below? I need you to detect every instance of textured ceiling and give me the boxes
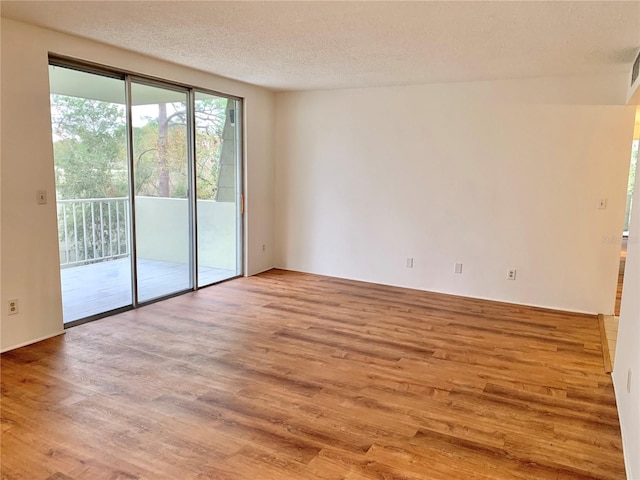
[2,1,640,91]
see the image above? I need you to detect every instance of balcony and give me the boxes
[58,197,236,323]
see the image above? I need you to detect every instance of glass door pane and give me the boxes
[194,92,241,287]
[49,64,131,324]
[131,82,191,302]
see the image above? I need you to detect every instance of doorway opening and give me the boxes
[604,106,639,369]
[615,109,638,317]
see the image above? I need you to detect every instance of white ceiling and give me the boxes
[2,1,640,91]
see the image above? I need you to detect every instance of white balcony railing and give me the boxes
[57,197,130,267]
[624,193,633,233]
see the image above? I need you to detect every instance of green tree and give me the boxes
[51,94,233,264]
[195,97,228,200]
[51,95,128,199]
[132,98,228,199]
[51,95,231,200]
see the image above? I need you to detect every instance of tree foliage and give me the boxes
[51,94,230,200]
[51,95,128,199]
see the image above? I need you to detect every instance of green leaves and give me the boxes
[51,94,127,200]
[51,94,230,200]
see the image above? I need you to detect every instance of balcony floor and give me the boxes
[61,257,236,323]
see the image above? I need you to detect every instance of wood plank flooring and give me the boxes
[0,269,625,479]
[614,237,627,317]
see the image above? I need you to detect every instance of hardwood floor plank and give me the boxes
[1,269,625,479]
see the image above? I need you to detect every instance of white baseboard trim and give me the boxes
[246,266,275,277]
[611,375,632,480]
[1,330,66,354]
[274,267,598,317]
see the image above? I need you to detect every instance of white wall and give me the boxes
[614,172,640,480]
[0,18,275,352]
[135,197,237,270]
[275,75,635,314]
[614,72,640,479]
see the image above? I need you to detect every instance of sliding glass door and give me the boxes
[49,65,132,323]
[49,60,243,325]
[194,92,241,287]
[131,82,192,302]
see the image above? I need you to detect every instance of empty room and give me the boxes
[2,1,640,479]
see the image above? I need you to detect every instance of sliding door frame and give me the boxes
[188,89,199,291]
[129,76,194,305]
[193,89,245,287]
[49,55,245,326]
[124,74,140,308]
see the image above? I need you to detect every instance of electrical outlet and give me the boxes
[454,263,463,274]
[406,257,414,268]
[36,190,47,205]
[8,299,19,315]
[628,369,632,393]
[507,268,517,280]
[262,244,266,252]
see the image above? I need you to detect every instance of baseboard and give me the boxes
[272,267,599,317]
[612,375,633,479]
[246,266,276,277]
[1,330,66,354]
[598,314,613,373]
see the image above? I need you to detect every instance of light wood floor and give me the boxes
[605,238,627,369]
[614,237,627,317]
[1,270,625,479]
[603,315,619,368]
